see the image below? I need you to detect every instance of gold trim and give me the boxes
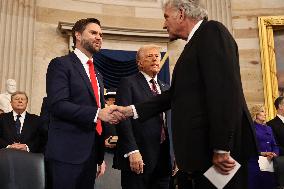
[258,16,284,120]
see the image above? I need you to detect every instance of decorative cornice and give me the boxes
[259,16,284,26]
[57,21,169,42]
[72,0,162,8]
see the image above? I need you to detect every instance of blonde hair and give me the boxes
[249,104,265,122]
[136,44,161,70]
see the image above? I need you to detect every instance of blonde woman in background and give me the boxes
[248,104,279,189]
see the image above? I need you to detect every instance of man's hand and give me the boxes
[129,152,144,174]
[9,143,28,151]
[212,152,235,175]
[105,136,116,148]
[116,106,134,118]
[98,105,125,124]
[96,161,106,178]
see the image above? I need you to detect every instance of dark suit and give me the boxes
[134,20,258,189]
[115,72,172,189]
[0,112,45,153]
[267,116,284,155]
[46,52,105,189]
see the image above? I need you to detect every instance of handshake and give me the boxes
[98,105,134,124]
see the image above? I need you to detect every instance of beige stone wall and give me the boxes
[231,0,284,107]
[31,0,166,114]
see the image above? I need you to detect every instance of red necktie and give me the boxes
[150,79,166,143]
[87,59,102,135]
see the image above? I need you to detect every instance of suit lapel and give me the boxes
[20,113,30,140]
[157,80,167,92]
[70,53,96,100]
[96,71,105,108]
[6,112,18,139]
[136,73,153,98]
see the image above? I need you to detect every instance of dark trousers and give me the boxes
[47,145,97,189]
[121,141,171,189]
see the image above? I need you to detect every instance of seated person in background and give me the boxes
[0,79,17,113]
[0,91,46,153]
[248,104,279,189]
[267,96,284,155]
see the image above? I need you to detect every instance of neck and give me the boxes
[277,111,284,117]
[76,46,92,59]
[14,110,24,115]
[183,18,199,40]
[255,120,265,125]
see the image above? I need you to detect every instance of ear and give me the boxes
[178,8,185,22]
[137,60,143,69]
[75,31,81,42]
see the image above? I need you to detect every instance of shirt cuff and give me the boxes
[131,105,138,119]
[214,150,230,154]
[124,150,139,158]
[25,144,30,152]
[93,108,100,123]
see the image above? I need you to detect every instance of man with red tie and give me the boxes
[46,18,123,189]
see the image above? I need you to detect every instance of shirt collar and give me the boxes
[277,114,284,123]
[187,20,203,43]
[74,48,93,65]
[13,110,26,119]
[140,71,158,84]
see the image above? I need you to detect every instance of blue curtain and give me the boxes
[93,49,170,89]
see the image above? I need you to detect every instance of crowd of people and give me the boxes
[0,0,284,189]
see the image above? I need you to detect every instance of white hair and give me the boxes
[162,0,208,20]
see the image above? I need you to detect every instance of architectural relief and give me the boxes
[73,0,161,8]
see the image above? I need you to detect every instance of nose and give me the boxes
[163,21,167,30]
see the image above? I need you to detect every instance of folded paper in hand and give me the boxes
[203,157,240,189]
[258,156,274,172]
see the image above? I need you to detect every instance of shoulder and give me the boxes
[158,79,170,90]
[48,53,75,67]
[26,112,40,120]
[119,73,140,85]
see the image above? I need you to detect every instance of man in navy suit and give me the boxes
[46,18,123,189]
[0,91,45,153]
[114,45,173,189]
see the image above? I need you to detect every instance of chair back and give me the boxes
[0,148,45,189]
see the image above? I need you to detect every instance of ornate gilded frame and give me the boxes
[258,16,284,120]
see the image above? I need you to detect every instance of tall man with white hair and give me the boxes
[116,0,258,188]
[0,79,17,113]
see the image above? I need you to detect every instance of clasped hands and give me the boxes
[98,105,133,124]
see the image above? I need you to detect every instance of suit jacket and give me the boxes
[115,72,172,173]
[0,112,45,153]
[46,52,105,164]
[267,116,284,155]
[135,20,258,172]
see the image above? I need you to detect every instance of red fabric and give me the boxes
[87,60,102,135]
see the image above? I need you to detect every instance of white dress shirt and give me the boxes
[74,48,100,123]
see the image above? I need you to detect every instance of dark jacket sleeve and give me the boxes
[116,78,140,155]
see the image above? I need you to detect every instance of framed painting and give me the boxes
[258,16,284,120]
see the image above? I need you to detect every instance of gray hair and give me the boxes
[162,0,208,20]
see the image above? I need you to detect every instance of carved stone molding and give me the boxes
[57,21,169,51]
